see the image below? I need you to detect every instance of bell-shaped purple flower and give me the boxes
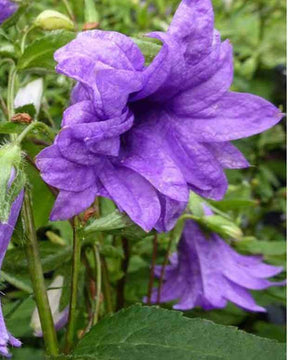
[150,219,285,312]
[0,171,23,357]
[0,0,18,24]
[37,0,283,232]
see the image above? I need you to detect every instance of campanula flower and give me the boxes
[37,0,283,232]
[150,219,285,312]
[0,0,18,24]
[0,170,23,358]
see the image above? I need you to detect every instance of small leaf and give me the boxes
[0,270,32,293]
[17,30,75,71]
[209,199,256,211]
[132,37,161,65]
[0,122,27,134]
[84,210,150,240]
[55,305,285,360]
[234,239,286,257]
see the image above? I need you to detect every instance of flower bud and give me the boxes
[195,215,243,241]
[0,143,23,222]
[35,10,74,31]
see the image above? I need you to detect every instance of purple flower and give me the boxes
[36,0,283,232]
[0,0,18,24]
[0,171,23,358]
[149,219,285,312]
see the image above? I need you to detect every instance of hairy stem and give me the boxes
[64,217,82,353]
[23,189,59,356]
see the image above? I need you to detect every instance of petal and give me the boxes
[182,92,284,142]
[86,137,120,157]
[170,40,233,116]
[154,194,187,232]
[94,69,143,118]
[204,142,250,169]
[50,186,99,221]
[122,122,189,202]
[131,32,186,102]
[55,31,144,77]
[56,129,104,166]
[132,0,215,101]
[0,190,24,266]
[77,30,145,70]
[55,31,145,118]
[71,83,91,104]
[36,145,96,191]
[168,0,214,63]
[167,122,228,199]
[99,163,161,231]
[62,100,98,127]
[223,279,266,312]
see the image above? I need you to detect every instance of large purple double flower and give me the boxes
[150,218,285,312]
[37,0,283,232]
[0,0,18,24]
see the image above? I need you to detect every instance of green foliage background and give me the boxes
[0,0,286,359]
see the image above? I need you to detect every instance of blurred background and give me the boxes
[0,0,286,358]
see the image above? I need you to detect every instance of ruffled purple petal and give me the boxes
[99,163,161,231]
[50,186,99,221]
[204,142,249,169]
[123,121,188,202]
[180,92,283,142]
[36,145,96,192]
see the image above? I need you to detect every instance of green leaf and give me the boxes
[132,37,161,65]
[14,104,36,118]
[2,242,72,274]
[55,305,285,360]
[17,30,75,71]
[234,239,286,257]
[209,199,256,211]
[0,270,32,293]
[0,121,27,134]
[85,210,150,241]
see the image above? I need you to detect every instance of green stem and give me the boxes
[22,190,59,356]
[7,64,17,120]
[93,244,102,325]
[64,217,82,353]
[101,256,113,314]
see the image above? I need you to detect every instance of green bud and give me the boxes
[195,215,243,241]
[35,10,74,31]
[0,143,23,222]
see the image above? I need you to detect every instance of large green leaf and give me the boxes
[56,305,285,360]
[17,30,75,71]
